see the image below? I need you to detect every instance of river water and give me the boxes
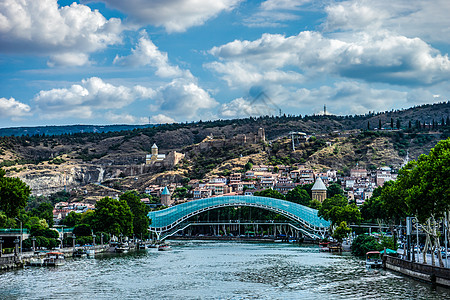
[1,241,449,299]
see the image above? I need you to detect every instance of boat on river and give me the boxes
[366,251,383,268]
[158,245,171,251]
[115,243,130,253]
[73,249,87,258]
[44,252,66,266]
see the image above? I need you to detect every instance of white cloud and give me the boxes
[219,96,279,118]
[114,31,190,78]
[244,0,311,27]
[150,114,176,124]
[152,79,218,120]
[208,31,450,87]
[47,53,91,67]
[324,0,450,43]
[33,77,155,120]
[104,112,138,124]
[99,0,241,33]
[0,0,122,65]
[0,97,31,120]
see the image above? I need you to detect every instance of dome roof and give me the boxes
[161,186,170,195]
[311,177,327,191]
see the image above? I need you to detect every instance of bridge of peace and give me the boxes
[147,195,330,241]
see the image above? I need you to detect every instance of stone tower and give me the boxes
[311,177,327,203]
[161,186,172,206]
[151,143,158,158]
[257,127,266,142]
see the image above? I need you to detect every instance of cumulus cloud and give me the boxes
[98,0,241,33]
[33,77,155,119]
[152,79,218,120]
[208,31,450,87]
[0,97,31,120]
[104,112,138,124]
[219,96,280,118]
[244,0,311,27]
[0,0,122,65]
[324,0,450,43]
[114,31,190,78]
[150,114,176,124]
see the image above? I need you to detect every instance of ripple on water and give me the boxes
[1,241,450,300]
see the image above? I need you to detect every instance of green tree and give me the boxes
[319,194,361,227]
[378,119,382,129]
[285,186,311,206]
[254,189,285,200]
[73,224,92,236]
[326,183,344,198]
[244,161,253,171]
[0,169,31,218]
[30,202,54,227]
[91,197,133,237]
[120,191,150,237]
[351,234,381,257]
[62,211,82,227]
[333,221,351,242]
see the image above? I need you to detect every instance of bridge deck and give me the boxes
[148,196,330,237]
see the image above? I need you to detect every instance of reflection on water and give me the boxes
[1,241,449,300]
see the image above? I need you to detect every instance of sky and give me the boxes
[1,0,450,128]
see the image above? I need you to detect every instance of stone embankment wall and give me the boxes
[384,256,450,288]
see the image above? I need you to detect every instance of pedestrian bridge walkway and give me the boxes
[148,196,330,240]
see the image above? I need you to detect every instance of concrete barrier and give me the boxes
[384,256,450,288]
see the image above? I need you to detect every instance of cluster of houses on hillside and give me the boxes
[52,163,397,223]
[143,164,398,207]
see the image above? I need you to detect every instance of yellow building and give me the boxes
[311,177,327,202]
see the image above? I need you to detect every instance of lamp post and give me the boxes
[32,237,36,253]
[14,218,22,256]
[72,234,76,254]
[92,234,96,248]
[14,238,19,259]
[0,238,3,257]
[101,233,103,247]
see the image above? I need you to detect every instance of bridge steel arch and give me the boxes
[148,196,330,240]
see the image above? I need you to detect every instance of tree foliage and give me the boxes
[91,197,133,236]
[285,186,311,206]
[318,194,361,226]
[0,169,31,218]
[120,191,150,236]
[351,234,381,257]
[254,189,285,200]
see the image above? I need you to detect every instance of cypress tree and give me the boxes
[390,118,394,129]
[378,119,382,130]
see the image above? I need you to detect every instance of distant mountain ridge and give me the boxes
[0,124,156,137]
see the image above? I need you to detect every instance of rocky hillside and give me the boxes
[0,102,449,197]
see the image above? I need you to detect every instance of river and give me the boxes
[1,241,449,299]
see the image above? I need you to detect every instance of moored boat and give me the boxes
[158,245,171,251]
[44,252,66,266]
[115,243,129,253]
[366,251,383,268]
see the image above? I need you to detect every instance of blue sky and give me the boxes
[1,0,450,128]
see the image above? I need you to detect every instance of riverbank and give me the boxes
[384,255,450,288]
[0,244,111,271]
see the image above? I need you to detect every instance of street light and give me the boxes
[14,218,22,256]
[72,234,76,254]
[0,238,3,257]
[32,237,36,252]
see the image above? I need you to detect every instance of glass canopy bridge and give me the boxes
[148,195,330,240]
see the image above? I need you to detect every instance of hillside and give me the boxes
[0,102,449,197]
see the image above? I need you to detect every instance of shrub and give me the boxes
[351,234,381,257]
